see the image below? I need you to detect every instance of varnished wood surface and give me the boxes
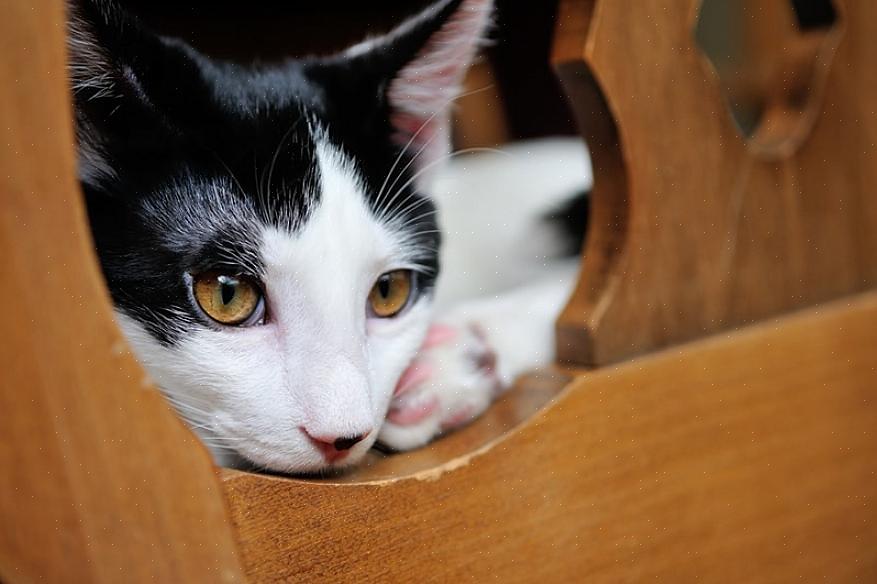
[349,370,571,481]
[553,0,877,367]
[0,2,246,582]
[223,292,877,583]
[4,2,876,582]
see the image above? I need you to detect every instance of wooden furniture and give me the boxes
[1,0,875,582]
[554,0,875,367]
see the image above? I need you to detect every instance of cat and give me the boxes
[68,0,588,473]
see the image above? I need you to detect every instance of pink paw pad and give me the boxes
[440,406,476,431]
[394,361,433,397]
[422,323,458,349]
[387,395,439,425]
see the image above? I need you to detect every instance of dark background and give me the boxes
[118,1,577,143]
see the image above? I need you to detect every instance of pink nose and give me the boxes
[304,430,370,452]
[330,435,367,451]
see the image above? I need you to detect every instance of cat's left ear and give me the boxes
[315,0,493,173]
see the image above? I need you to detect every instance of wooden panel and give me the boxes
[223,292,877,583]
[0,2,246,582]
[552,0,877,366]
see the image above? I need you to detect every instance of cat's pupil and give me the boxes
[378,277,391,299]
[219,278,237,305]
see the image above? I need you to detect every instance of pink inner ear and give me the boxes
[387,0,493,153]
[390,112,442,147]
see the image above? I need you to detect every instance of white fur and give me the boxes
[432,137,591,309]
[67,8,119,101]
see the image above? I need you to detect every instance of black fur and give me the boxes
[544,188,591,257]
[70,0,462,343]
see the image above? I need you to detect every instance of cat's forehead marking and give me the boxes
[260,138,397,273]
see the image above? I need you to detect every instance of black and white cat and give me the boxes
[69,0,589,473]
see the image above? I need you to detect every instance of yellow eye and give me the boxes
[368,270,414,318]
[192,271,264,326]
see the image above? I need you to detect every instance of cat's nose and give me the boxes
[304,429,371,452]
[332,435,366,451]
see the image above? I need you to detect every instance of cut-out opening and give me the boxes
[695,0,841,154]
[74,2,590,481]
[551,0,630,368]
[790,0,838,31]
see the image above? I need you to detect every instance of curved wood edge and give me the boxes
[0,2,246,582]
[551,0,630,366]
[549,0,877,367]
[693,0,845,158]
[222,292,877,582]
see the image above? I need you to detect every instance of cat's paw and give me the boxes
[377,321,505,451]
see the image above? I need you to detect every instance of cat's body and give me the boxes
[69,0,588,473]
[382,138,588,450]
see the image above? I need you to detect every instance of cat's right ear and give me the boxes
[68,0,129,186]
[311,0,493,180]
[67,0,209,188]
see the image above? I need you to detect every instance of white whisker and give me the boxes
[373,84,496,219]
[385,147,510,226]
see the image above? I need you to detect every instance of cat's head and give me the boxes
[68,0,492,472]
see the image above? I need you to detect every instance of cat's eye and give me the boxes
[192,271,265,326]
[368,270,416,318]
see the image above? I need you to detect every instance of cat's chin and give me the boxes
[207,440,370,476]
[210,448,251,471]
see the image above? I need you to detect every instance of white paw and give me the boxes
[378,321,505,451]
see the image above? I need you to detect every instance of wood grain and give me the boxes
[223,292,877,583]
[553,0,877,367]
[5,2,876,582]
[0,2,246,582]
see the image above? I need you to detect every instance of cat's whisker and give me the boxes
[199,442,240,454]
[377,161,437,222]
[394,209,439,231]
[374,99,448,216]
[396,229,442,241]
[380,84,496,210]
[373,84,495,219]
[265,117,302,209]
[163,396,211,412]
[383,147,510,227]
[200,436,246,444]
[383,194,433,226]
[252,153,265,212]
[161,394,216,417]
[387,146,506,219]
[390,204,437,231]
[165,405,213,425]
[376,120,444,220]
[211,152,249,204]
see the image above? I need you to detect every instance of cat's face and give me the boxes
[69,0,491,472]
